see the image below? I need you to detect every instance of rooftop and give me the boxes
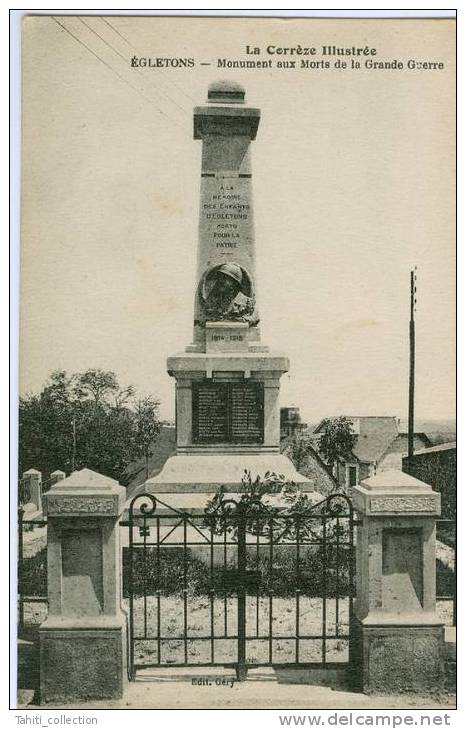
[406,441,456,456]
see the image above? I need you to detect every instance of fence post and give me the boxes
[23,468,42,512]
[39,468,127,704]
[18,505,25,632]
[350,469,445,693]
[236,507,248,681]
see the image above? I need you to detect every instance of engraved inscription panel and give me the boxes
[230,382,263,441]
[192,381,264,444]
[192,382,229,443]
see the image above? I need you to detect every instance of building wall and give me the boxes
[280,422,307,440]
[358,462,372,482]
[334,460,371,489]
[379,434,429,472]
[281,437,337,495]
[335,461,346,488]
[280,407,307,441]
[357,417,398,441]
[352,417,398,463]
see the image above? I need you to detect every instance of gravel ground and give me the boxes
[21,595,454,633]
[17,596,456,710]
[21,525,47,558]
[130,594,350,665]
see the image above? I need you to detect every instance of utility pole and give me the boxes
[71,413,76,472]
[408,267,417,461]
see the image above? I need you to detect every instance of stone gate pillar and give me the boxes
[39,468,127,703]
[23,468,42,512]
[50,469,66,486]
[350,469,445,693]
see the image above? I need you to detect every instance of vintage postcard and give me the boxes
[16,13,456,711]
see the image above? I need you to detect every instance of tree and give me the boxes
[282,434,314,472]
[204,470,346,542]
[133,396,161,479]
[19,369,160,487]
[317,417,357,473]
[281,433,342,495]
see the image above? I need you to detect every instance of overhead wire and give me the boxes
[51,16,184,129]
[100,16,199,105]
[77,16,190,117]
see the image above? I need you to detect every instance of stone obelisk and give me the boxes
[147,81,309,498]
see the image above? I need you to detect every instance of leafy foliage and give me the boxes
[282,435,314,472]
[122,547,215,598]
[436,557,456,598]
[19,546,47,597]
[203,470,283,536]
[123,472,354,600]
[18,479,31,505]
[281,434,341,495]
[317,417,357,469]
[133,397,161,479]
[204,470,350,540]
[404,451,456,520]
[19,369,160,486]
[122,543,353,599]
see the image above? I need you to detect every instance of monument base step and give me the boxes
[144,452,311,493]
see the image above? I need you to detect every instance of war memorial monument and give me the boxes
[35,81,448,704]
[146,80,310,500]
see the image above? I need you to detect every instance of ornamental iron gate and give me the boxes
[122,491,356,680]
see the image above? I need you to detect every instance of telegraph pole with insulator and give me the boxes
[408,267,417,461]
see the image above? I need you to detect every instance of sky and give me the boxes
[19,15,455,424]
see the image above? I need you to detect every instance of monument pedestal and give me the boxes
[147,347,311,496]
[350,470,445,694]
[39,469,127,703]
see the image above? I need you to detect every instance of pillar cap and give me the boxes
[167,351,289,377]
[208,80,245,104]
[360,470,432,491]
[194,104,260,140]
[44,468,126,517]
[353,469,441,516]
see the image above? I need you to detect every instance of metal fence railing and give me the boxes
[16,510,457,632]
[18,507,48,631]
